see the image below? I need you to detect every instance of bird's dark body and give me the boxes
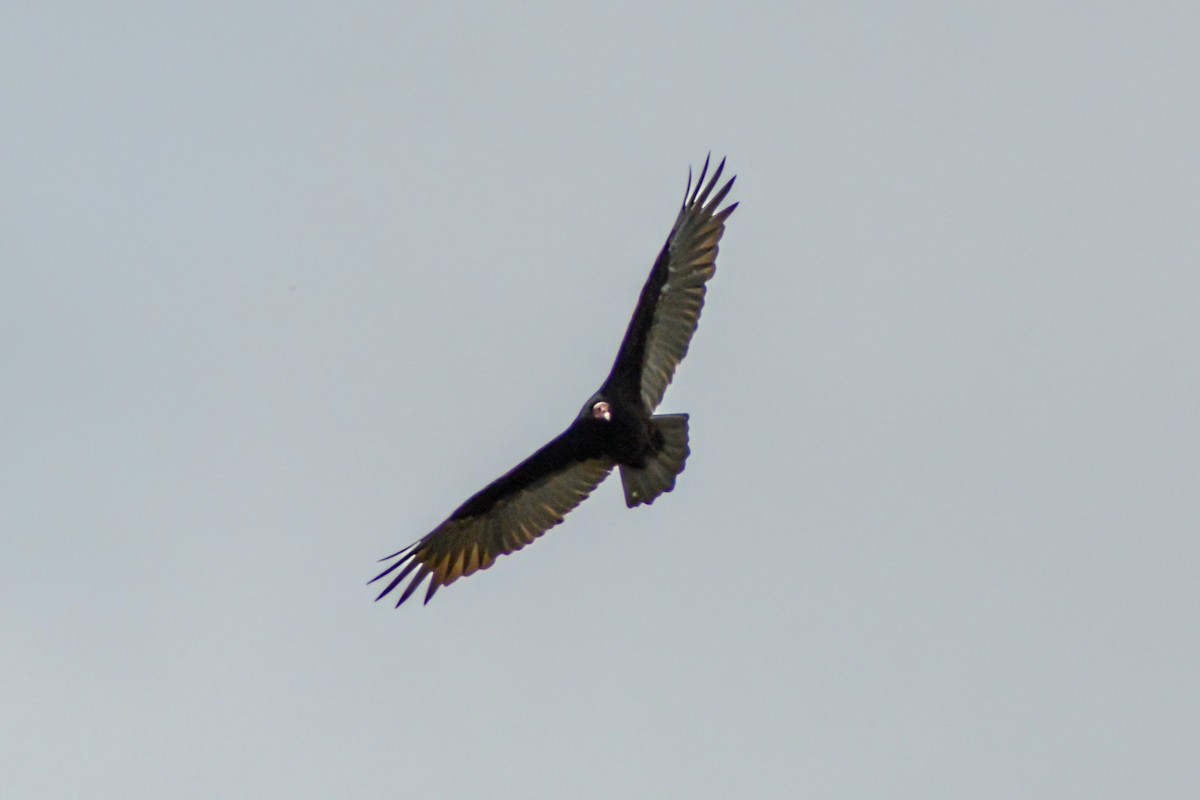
[372,156,737,606]
[449,392,655,522]
[596,401,660,468]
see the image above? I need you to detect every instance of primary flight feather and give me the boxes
[371,156,737,606]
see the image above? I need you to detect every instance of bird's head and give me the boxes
[590,400,612,422]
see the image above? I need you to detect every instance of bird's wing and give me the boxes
[370,428,614,607]
[605,156,738,411]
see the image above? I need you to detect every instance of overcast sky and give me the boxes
[3,4,1198,798]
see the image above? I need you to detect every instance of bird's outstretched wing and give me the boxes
[370,428,614,606]
[605,156,738,412]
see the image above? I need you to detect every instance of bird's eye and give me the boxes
[591,401,612,421]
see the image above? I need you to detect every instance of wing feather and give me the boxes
[371,436,613,606]
[639,158,738,410]
[604,156,737,411]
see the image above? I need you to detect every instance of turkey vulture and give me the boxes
[371,156,737,606]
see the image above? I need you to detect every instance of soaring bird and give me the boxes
[371,157,737,606]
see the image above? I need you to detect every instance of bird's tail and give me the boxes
[619,414,690,508]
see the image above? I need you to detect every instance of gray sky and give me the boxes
[3,4,1198,798]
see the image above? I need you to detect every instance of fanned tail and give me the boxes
[619,414,690,508]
